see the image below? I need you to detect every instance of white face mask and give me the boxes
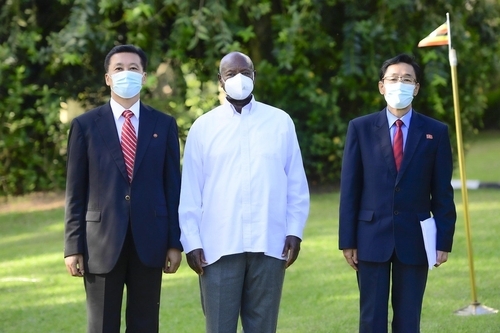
[383,82,415,109]
[223,73,254,100]
[110,71,143,99]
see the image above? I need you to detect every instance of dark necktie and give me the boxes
[121,110,137,182]
[393,119,403,171]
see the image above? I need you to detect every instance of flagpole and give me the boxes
[444,12,498,316]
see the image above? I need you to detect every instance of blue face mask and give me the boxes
[110,71,143,99]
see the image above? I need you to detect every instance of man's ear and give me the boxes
[413,82,420,96]
[105,73,111,87]
[378,81,385,95]
[218,73,224,88]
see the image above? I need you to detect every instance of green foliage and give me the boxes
[1,0,500,195]
[483,88,500,129]
[0,1,68,195]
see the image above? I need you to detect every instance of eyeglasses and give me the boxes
[382,76,417,84]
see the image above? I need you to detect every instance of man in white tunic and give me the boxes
[179,51,310,333]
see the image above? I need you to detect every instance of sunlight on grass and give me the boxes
[0,230,59,247]
[456,200,500,212]
[1,252,63,271]
[0,132,499,332]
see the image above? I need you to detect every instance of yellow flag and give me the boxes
[418,23,448,47]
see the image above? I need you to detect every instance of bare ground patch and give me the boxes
[0,191,65,214]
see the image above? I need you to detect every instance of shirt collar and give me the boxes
[223,96,255,116]
[386,108,412,127]
[110,98,141,121]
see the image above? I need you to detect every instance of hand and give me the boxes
[65,254,85,277]
[282,235,301,268]
[343,248,358,271]
[186,248,206,275]
[434,251,449,268]
[164,248,182,274]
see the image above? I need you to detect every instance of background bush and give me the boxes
[1,0,500,195]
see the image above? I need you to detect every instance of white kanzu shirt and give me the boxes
[179,97,310,265]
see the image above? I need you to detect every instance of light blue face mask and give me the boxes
[110,71,143,99]
[384,82,415,109]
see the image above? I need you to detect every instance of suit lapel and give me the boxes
[133,103,158,181]
[396,111,424,183]
[374,110,398,177]
[95,103,129,182]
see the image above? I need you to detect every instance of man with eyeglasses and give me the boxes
[338,53,456,333]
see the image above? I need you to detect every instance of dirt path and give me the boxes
[0,191,65,214]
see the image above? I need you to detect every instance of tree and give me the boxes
[0,0,71,195]
[1,0,499,195]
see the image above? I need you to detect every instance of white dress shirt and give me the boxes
[110,98,140,140]
[179,97,310,265]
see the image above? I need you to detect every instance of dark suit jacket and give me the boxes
[64,102,182,274]
[339,109,456,265]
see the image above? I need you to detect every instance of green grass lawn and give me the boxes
[1,131,499,332]
[453,131,500,183]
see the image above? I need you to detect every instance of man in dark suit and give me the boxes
[339,54,456,333]
[64,44,182,333]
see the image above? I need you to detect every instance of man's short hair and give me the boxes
[104,44,147,72]
[379,54,421,83]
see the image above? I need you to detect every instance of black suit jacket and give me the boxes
[339,109,456,265]
[64,102,182,274]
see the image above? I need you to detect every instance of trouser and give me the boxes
[357,251,428,333]
[84,228,163,333]
[200,252,286,333]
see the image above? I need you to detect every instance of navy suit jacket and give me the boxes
[339,109,456,265]
[64,102,182,274]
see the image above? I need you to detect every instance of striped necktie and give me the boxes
[121,110,137,182]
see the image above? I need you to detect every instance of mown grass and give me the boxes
[1,131,499,332]
[454,130,500,183]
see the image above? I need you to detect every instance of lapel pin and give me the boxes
[426,134,433,139]
[153,133,158,138]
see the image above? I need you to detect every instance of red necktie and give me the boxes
[393,119,403,171]
[121,110,137,182]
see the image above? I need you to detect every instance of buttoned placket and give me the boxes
[239,108,253,251]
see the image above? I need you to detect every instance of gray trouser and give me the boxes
[200,252,286,333]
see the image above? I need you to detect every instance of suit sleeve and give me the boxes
[164,117,183,251]
[338,120,363,250]
[64,118,88,257]
[431,125,456,252]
